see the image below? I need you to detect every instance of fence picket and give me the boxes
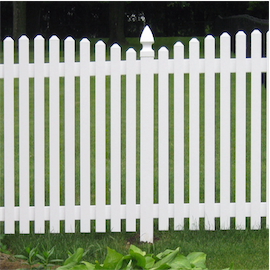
[267,31,269,229]
[49,35,60,233]
[4,37,15,234]
[220,32,231,230]
[110,43,121,232]
[158,46,169,230]
[34,35,45,233]
[173,41,185,230]
[80,38,91,233]
[64,37,75,233]
[19,35,30,234]
[189,38,200,230]
[204,35,215,230]
[95,40,106,232]
[251,30,262,229]
[235,31,247,230]
[126,48,137,232]
[140,26,154,242]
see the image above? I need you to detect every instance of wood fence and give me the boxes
[0,25,268,243]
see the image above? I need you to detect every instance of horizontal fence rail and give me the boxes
[0,26,268,242]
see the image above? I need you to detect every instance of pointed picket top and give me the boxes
[19,35,29,41]
[50,35,60,41]
[80,37,90,43]
[140,25,154,44]
[205,34,215,41]
[140,25,154,58]
[34,34,45,41]
[251,29,262,37]
[220,32,230,38]
[236,30,246,37]
[174,41,184,48]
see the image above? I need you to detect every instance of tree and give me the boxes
[107,2,128,46]
[13,1,26,41]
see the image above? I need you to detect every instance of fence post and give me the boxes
[140,25,154,243]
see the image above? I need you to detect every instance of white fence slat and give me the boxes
[4,37,15,234]
[126,48,137,232]
[204,35,215,230]
[49,35,60,233]
[34,35,45,233]
[173,41,185,230]
[158,46,169,230]
[80,38,91,233]
[64,37,75,233]
[140,25,154,242]
[95,40,106,232]
[110,43,121,232]
[189,38,200,230]
[251,30,262,229]
[220,32,231,230]
[235,31,246,229]
[19,36,30,233]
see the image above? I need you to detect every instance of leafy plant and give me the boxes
[36,246,63,269]
[15,246,39,269]
[56,245,233,270]
[57,247,92,270]
[0,234,10,254]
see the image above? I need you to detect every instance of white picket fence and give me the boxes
[0,25,269,243]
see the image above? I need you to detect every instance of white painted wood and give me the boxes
[95,40,106,232]
[110,43,121,232]
[34,35,45,233]
[235,31,246,230]
[173,41,185,230]
[0,28,268,236]
[19,36,30,233]
[49,35,60,233]
[4,37,15,234]
[64,36,75,233]
[126,48,137,232]
[220,32,231,230]
[140,25,154,243]
[158,46,169,230]
[80,38,91,233]
[189,38,200,230]
[204,35,215,230]
[251,30,262,229]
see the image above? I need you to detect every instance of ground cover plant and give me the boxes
[0,36,268,269]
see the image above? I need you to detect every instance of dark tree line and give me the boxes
[0,1,269,45]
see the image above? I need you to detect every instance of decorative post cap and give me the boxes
[140,25,154,58]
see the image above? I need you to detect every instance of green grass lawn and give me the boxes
[0,36,268,269]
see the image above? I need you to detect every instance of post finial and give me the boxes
[140,25,154,58]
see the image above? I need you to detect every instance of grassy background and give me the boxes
[0,36,268,269]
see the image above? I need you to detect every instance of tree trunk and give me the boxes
[107,2,128,46]
[13,1,26,41]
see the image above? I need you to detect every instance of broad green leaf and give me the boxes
[129,244,146,256]
[115,255,132,270]
[151,247,180,270]
[82,261,96,270]
[70,264,88,270]
[64,248,84,266]
[103,247,123,269]
[14,254,28,260]
[57,262,78,269]
[167,254,192,269]
[187,252,207,269]
[145,256,155,269]
[129,249,146,268]
[156,249,175,259]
